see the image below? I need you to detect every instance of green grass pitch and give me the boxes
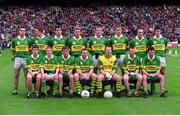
[0,47,180,115]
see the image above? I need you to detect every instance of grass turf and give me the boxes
[0,47,180,115]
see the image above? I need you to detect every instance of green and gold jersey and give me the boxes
[49,35,68,56]
[110,34,128,55]
[69,37,87,56]
[88,36,109,55]
[141,55,160,73]
[123,55,141,72]
[10,36,32,58]
[26,54,42,72]
[98,55,117,72]
[129,37,149,58]
[58,54,75,73]
[32,35,49,55]
[41,55,59,74]
[149,36,168,57]
[75,56,94,73]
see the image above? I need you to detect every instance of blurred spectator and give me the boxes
[0,5,179,43]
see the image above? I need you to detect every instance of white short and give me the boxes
[93,55,99,67]
[14,57,27,69]
[117,54,126,67]
[158,56,166,67]
[45,73,56,80]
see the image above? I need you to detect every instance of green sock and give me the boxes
[97,81,102,93]
[75,80,81,93]
[91,80,96,93]
[53,81,59,94]
[41,81,47,93]
[116,81,122,92]
[53,81,58,90]
[14,87,18,90]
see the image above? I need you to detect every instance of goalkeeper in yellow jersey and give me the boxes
[97,46,122,97]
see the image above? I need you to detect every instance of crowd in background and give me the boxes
[0,5,179,49]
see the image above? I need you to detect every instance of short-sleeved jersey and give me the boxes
[10,36,32,58]
[58,54,75,73]
[31,35,49,55]
[26,54,42,72]
[123,55,141,73]
[49,35,68,56]
[141,55,161,73]
[149,36,168,57]
[129,37,149,58]
[69,37,87,56]
[75,56,94,73]
[41,55,59,74]
[110,34,128,55]
[98,55,117,72]
[88,36,109,55]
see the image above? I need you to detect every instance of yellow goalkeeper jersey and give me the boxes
[98,55,117,72]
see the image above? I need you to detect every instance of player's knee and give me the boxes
[36,73,41,78]
[59,73,63,78]
[41,75,47,81]
[69,74,74,81]
[53,75,58,81]
[74,73,79,80]
[27,77,32,82]
[27,73,32,79]
[58,76,63,82]
[123,76,129,82]
[91,74,97,81]
[15,72,19,78]
[97,74,105,81]
[159,75,165,81]
[137,75,143,81]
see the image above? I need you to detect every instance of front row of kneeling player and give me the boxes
[26,45,166,98]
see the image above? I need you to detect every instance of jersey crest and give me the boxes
[35,40,38,44]
[54,41,57,44]
[17,42,20,45]
[72,41,76,45]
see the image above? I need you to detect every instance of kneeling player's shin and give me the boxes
[75,80,81,93]
[116,81,122,92]
[91,80,96,92]
[97,80,102,93]
[41,81,47,93]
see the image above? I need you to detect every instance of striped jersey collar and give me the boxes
[154,35,162,39]
[62,54,70,60]
[135,36,144,40]
[73,36,82,40]
[95,35,103,39]
[55,35,63,39]
[80,56,88,61]
[115,34,123,38]
[148,55,155,60]
[31,54,39,59]
[18,36,26,40]
[128,54,136,60]
[45,55,54,59]
[37,34,45,39]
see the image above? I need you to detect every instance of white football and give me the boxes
[81,90,90,98]
[105,72,112,80]
[104,91,113,98]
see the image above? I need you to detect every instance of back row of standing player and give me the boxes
[10,25,167,97]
